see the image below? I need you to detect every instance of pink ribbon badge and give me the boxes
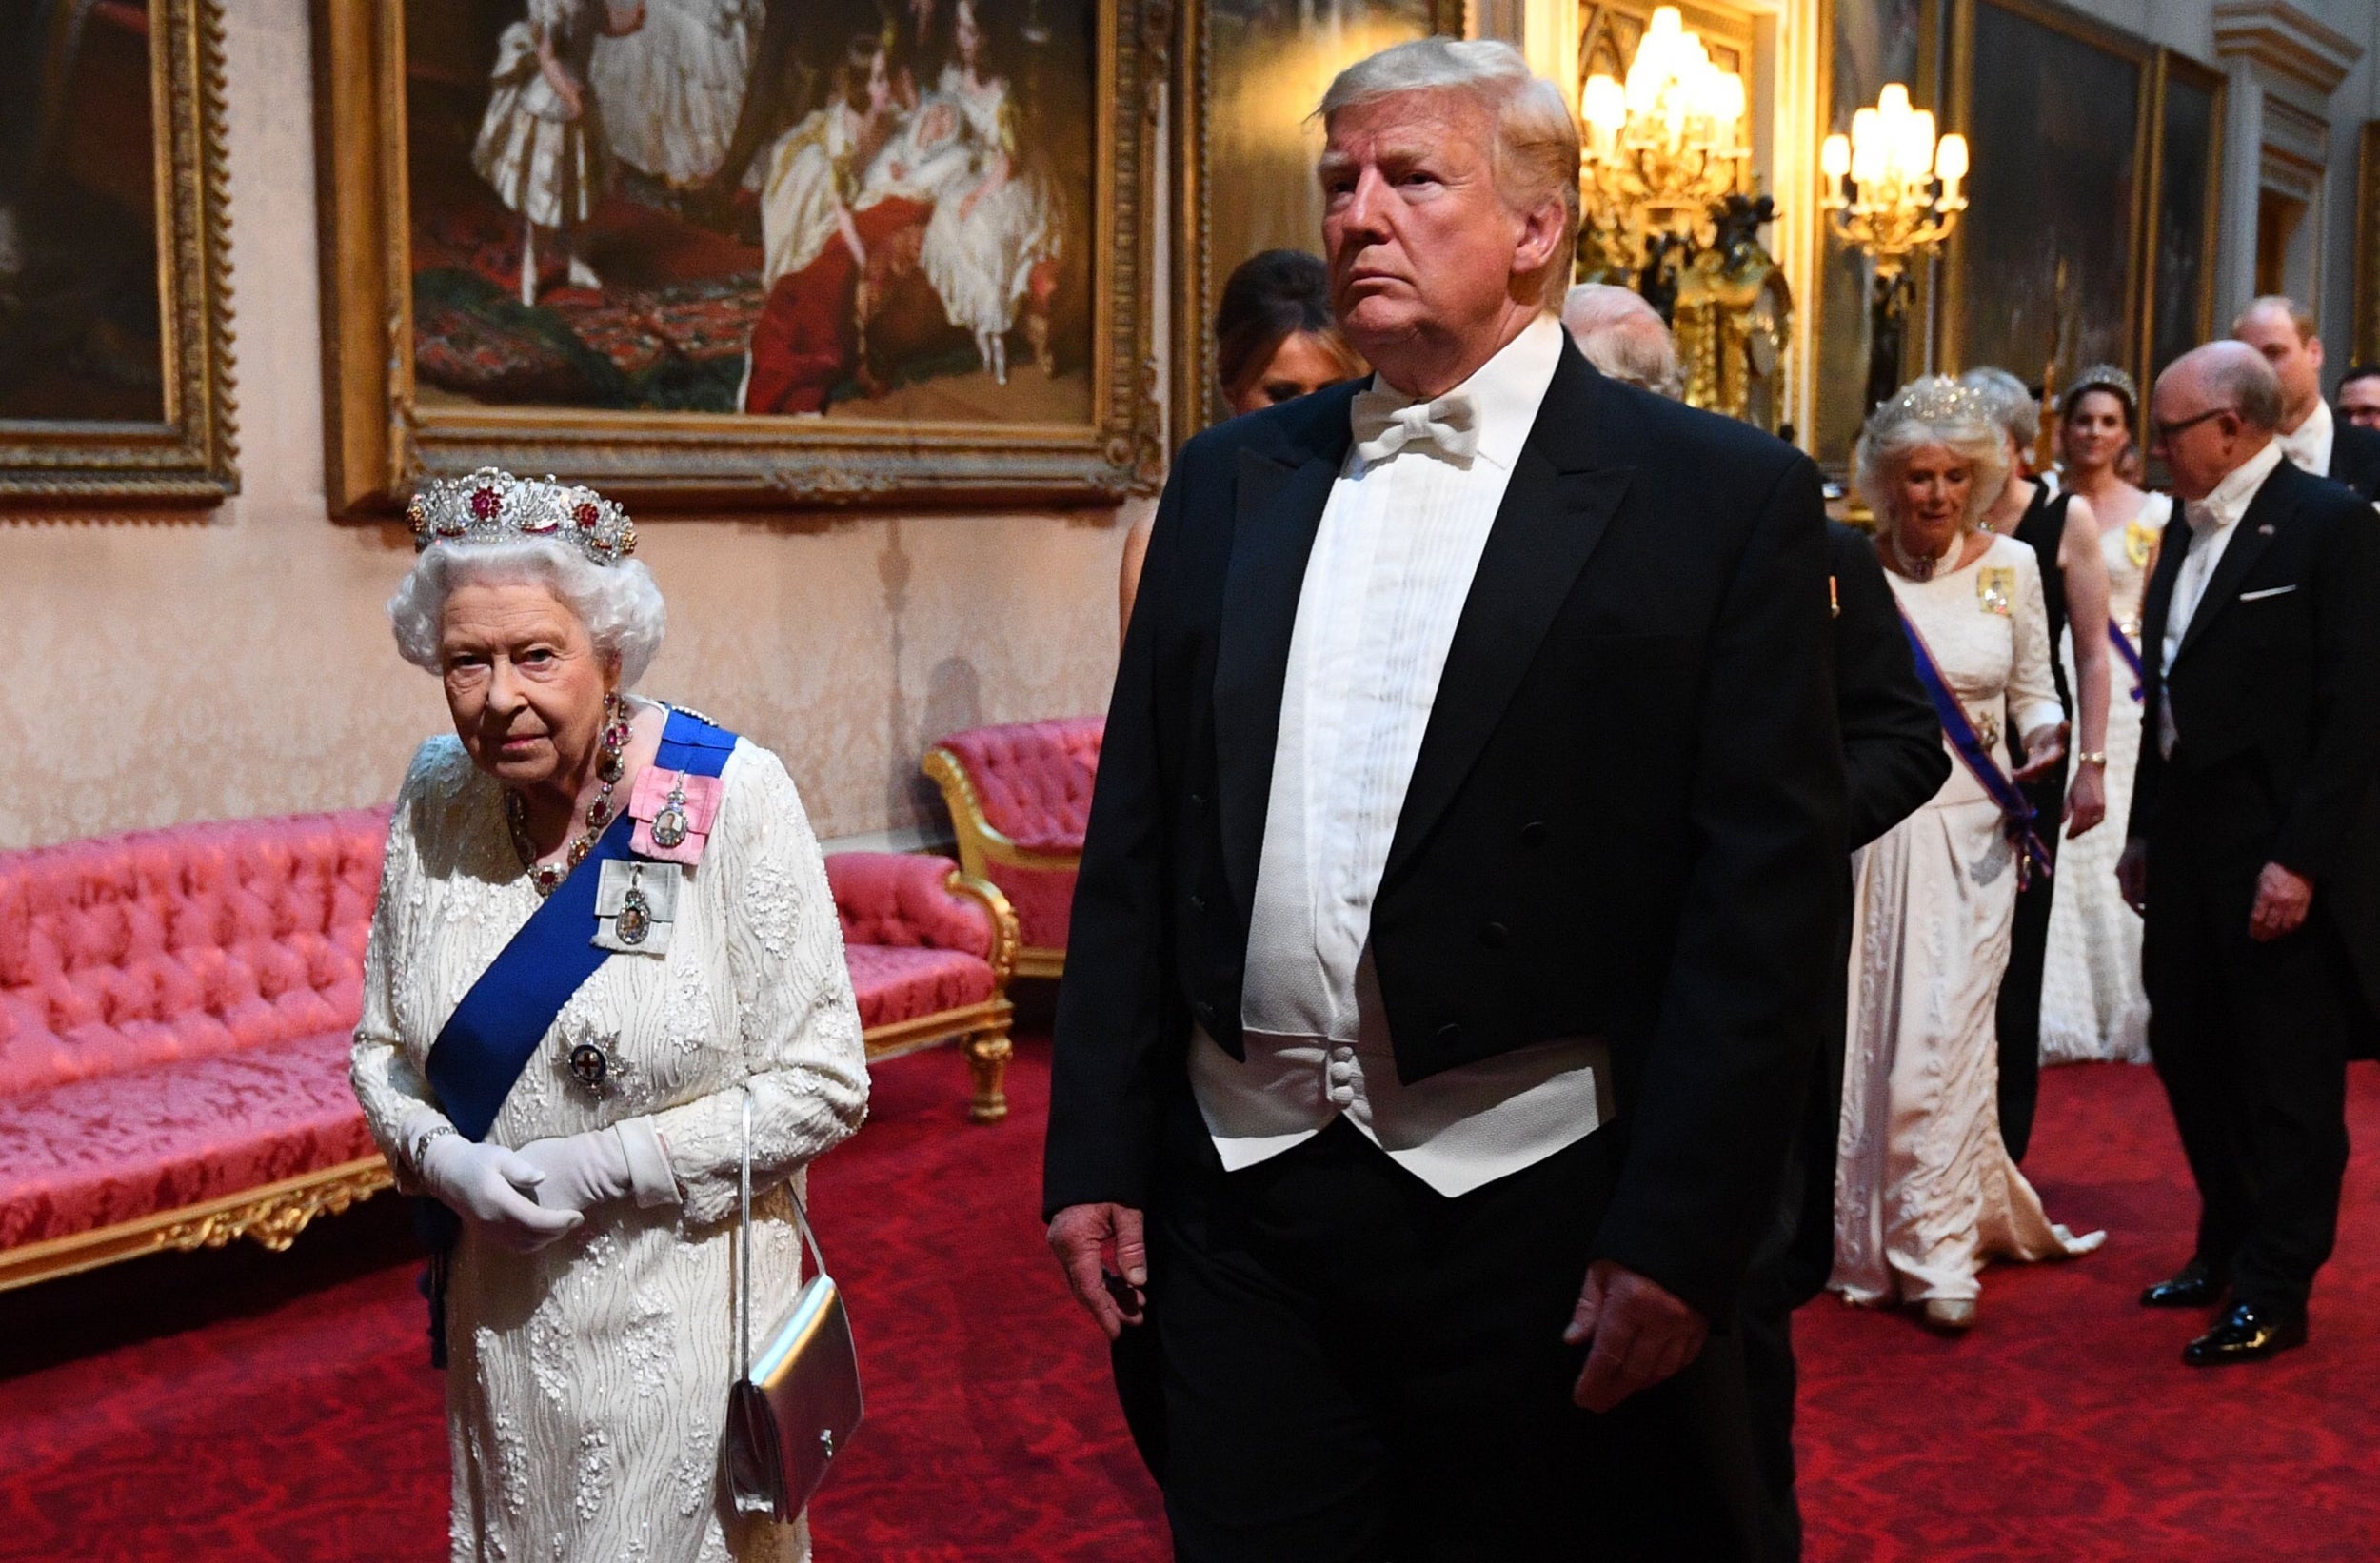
[629,766,724,865]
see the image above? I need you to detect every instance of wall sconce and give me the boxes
[1818,84,1969,412]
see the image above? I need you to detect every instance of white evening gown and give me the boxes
[1832,534,2106,1306]
[918,66,1061,339]
[2039,492,2171,1063]
[351,733,869,1563]
[590,0,763,188]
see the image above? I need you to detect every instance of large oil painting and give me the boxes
[1946,0,2148,400]
[1170,0,1458,439]
[0,0,236,505]
[318,0,1161,512]
[2147,56,2221,386]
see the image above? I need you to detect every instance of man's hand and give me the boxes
[1564,1260,1708,1413]
[2249,861,2314,942]
[1047,1202,1147,1340]
[2116,839,2149,915]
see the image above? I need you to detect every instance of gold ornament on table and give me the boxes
[1818,85,1969,280]
[1578,8,1751,266]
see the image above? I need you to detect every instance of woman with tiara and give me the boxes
[918,0,1062,385]
[1830,379,2105,1333]
[2039,365,2169,1064]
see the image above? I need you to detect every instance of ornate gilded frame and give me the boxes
[1167,0,1465,446]
[0,0,238,506]
[312,0,1165,515]
[2354,122,2380,365]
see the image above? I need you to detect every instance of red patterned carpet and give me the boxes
[1,1042,2373,1561]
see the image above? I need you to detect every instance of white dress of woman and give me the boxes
[1833,531,2106,1312]
[590,0,764,189]
[757,79,888,290]
[2039,493,2172,1063]
[918,44,1061,383]
[351,736,869,1562]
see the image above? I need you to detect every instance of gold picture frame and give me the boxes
[1168,0,1464,445]
[312,0,1164,516]
[0,0,238,506]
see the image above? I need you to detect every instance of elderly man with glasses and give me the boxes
[2116,341,2380,1365]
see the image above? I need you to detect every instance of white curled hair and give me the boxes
[387,537,667,688]
[1958,366,2041,456]
[1562,283,1682,397]
[1319,39,1580,309]
[1854,376,2009,535]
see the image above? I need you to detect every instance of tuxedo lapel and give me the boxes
[1383,352,1634,883]
[1212,403,1353,919]
[2173,463,2296,666]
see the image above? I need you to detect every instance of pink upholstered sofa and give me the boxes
[825,851,1018,1123]
[922,717,1102,979]
[0,819,1019,1292]
[0,810,396,1290]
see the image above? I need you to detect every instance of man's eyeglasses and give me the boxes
[2152,406,2235,445]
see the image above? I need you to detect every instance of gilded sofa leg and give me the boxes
[964,1027,1014,1124]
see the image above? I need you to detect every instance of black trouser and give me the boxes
[1996,759,2068,1163]
[1132,1111,1764,1562]
[2143,828,2352,1320]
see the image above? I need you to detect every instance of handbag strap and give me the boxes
[736,1089,834,1386]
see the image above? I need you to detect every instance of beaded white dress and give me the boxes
[2040,492,2171,1064]
[351,734,869,1563]
[1832,534,2105,1306]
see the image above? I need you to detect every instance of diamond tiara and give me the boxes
[407,468,638,565]
[1885,375,1991,425]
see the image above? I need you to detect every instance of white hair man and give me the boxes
[2231,295,2380,500]
[1045,36,1845,1558]
[1561,281,1682,395]
[2116,341,2380,1364]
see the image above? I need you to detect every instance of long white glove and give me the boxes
[419,1132,584,1253]
[515,1119,681,1216]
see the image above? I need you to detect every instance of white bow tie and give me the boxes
[1350,387,1479,465]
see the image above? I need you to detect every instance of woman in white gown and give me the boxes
[2040,365,2169,1064]
[1832,379,2105,1331]
[919,0,1061,384]
[351,471,869,1561]
[590,0,763,189]
[755,34,901,290]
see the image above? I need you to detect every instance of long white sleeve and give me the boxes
[2005,546,2066,742]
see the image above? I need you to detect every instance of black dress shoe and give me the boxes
[2182,1303,2307,1366]
[2140,1262,2225,1309]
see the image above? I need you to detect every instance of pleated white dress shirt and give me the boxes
[2158,439,2282,759]
[1188,314,1613,1198]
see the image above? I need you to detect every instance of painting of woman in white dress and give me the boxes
[402,0,1095,420]
[918,0,1062,383]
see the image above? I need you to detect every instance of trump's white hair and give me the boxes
[1319,38,1579,309]
[387,538,668,688]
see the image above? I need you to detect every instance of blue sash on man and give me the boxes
[1895,607,2054,886]
[413,707,739,1365]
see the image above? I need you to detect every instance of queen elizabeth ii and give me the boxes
[349,469,868,1561]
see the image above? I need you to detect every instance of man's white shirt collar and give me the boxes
[1356,313,1564,474]
[2275,396,2333,478]
[2186,438,2283,538]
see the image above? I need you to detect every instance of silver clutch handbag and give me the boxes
[721,1091,864,1522]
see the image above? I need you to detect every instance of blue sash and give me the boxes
[2108,621,2146,703]
[1895,607,2054,886]
[415,707,739,1364]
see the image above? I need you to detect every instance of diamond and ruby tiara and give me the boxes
[407,467,638,565]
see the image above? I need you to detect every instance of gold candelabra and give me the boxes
[1817,84,1969,278]
[1578,8,1750,258]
